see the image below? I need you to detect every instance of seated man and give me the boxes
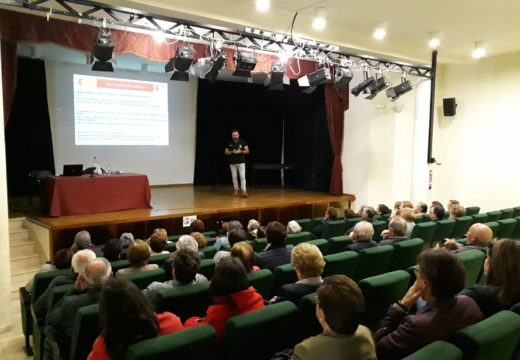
[414,202,427,216]
[345,221,377,252]
[44,257,112,357]
[439,223,492,253]
[379,217,408,246]
[256,221,292,271]
[70,230,101,253]
[161,235,199,279]
[311,207,338,239]
[103,238,123,262]
[213,228,247,264]
[143,249,208,304]
[346,206,377,234]
[25,248,73,294]
[429,204,445,222]
[33,249,96,320]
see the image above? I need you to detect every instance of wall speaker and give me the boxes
[443,98,457,116]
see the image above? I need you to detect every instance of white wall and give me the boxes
[45,62,198,185]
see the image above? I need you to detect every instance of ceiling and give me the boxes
[104,0,520,64]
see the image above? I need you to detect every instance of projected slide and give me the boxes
[73,74,168,145]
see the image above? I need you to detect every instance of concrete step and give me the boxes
[8,217,25,232]
[9,241,37,259]
[10,254,43,275]
[8,230,30,245]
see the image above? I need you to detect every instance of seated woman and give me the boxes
[184,256,263,341]
[149,233,169,256]
[287,220,302,234]
[230,241,260,273]
[270,243,325,305]
[449,204,466,219]
[247,219,260,240]
[87,278,184,360]
[462,239,520,317]
[291,275,376,360]
[400,208,416,238]
[376,249,483,360]
[116,240,159,276]
[190,232,208,249]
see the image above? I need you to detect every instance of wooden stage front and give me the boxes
[27,185,355,257]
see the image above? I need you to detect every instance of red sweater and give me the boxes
[87,312,184,360]
[184,286,264,342]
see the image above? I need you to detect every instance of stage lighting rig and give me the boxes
[264,61,288,90]
[204,54,226,83]
[301,67,331,94]
[333,67,353,89]
[386,77,414,101]
[233,52,257,77]
[92,31,114,72]
[351,71,375,97]
[165,45,194,81]
[365,75,390,99]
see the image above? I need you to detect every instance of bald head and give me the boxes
[71,249,96,274]
[467,223,493,244]
[83,258,112,287]
[353,221,374,242]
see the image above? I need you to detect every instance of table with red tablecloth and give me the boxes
[42,173,152,216]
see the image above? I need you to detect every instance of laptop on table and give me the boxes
[62,164,83,176]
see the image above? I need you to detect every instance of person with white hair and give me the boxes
[33,249,97,319]
[160,235,200,281]
[120,232,135,248]
[247,219,260,240]
[345,221,377,252]
[287,220,302,234]
[44,257,112,357]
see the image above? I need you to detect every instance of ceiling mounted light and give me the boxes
[301,67,331,94]
[386,74,414,101]
[428,32,440,49]
[256,0,270,12]
[351,70,375,96]
[365,75,390,99]
[92,31,114,72]
[204,54,226,83]
[233,51,257,77]
[312,7,326,31]
[165,45,194,81]
[264,61,288,90]
[472,42,486,59]
[373,28,386,40]
[333,67,353,89]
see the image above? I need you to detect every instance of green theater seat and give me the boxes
[391,238,424,271]
[298,292,321,340]
[410,222,437,248]
[286,231,312,246]
[252,238,267,252]
[295,218,313,233]
[457,250,486,289]
[155,281,212,322]
[465,206,480,216]
[199,246,217,260]
[306,238,329,255]
[357,245,394,281]
[247,269,273,300]
[199,259,215,280]
[500,208,514,219]
[327,235,351,254]
[372,220,388,242]
[402,341,463,360]
[433,219,456,245]
[322,251,359,278]
[452,216,473,239]
[148,253,171,267]
[486,211,502,222]
[121,269,166,290]
[496,218,517,238]
[471,213,488,225]
[272,264,297,294]
[321,220,347,239]
[483,222,500,238]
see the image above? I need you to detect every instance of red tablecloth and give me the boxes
[42,173,152,217]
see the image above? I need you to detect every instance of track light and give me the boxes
[92,31,114,72]
[233,51,257,77]
[312,8,326,30]
[333,67,353,89]
[351,71,375,97]
[386,75,414,101]
[165,45,194,81]
[204,54,226,83]
[365,75,390,99]
[264,61,287,90]
[301,68,331,94]
[472,42,485,59]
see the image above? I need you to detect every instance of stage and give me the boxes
[25,185,355,260]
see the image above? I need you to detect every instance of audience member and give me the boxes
[440,223,493,253]
[33,249,96,320]
[148,232,169,255]
[431,201,443,208]
[184,257,263,341]
[345,221,377,252]
[429,204,445,222]
[344,208,357,219]
[447,200,460,212]
[87,278,184,360]
[45,257,112,357]
[360,206,376,222]
[462,239,520,318]
[287,220,302,234]
[25,248,73,293]
[270,243,325,305]
[103,238,123,262]
[291,275,376,360]
[376,249,483,359]
[449,204,466,219]
[256,221,292,271]
[379,217,408,246]
[311,207,338,238]
[214,222,229,250]
[414,202,427,216]
[230,241,259,273]
[71,230,99,252]
[161,235,199,280]
[391,202,402,217]
[256,226,266,239]
[247,219,260,240]
[120,232,134,248]
[190,232,208,249]
[377,204,391,216]
[213,228,247,264]
[143,249,208,304]
[117,240,159,276]
[190,219,205,233]
[400,208,416,238]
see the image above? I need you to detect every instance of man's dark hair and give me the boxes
[256,226,266,238]
[190,219,205,233]
[231,129,239,133]
[419,202,428,213]
[378,204,391,215]
[362,206,376,219]
[417,249,465,299]
[432,205,445,220]
[326,207,338,220]
[317,275,365,335]
[210,256,248,299]
[54,248,74,269]
[103,238,123,262]
[266,221,287,246]
[173,249,201,284]
[228,229,247,247]
[227,220,244,234]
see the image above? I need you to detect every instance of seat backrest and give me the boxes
[456,250,486,288]
[511,302,520,316]
[202,230,217,237]
[410,222,437,247]
[372,221,388,242]
[295,218,313,233]
[327,235,351,254]
[272,264,297,293]
[500,208,514,219]
[513,216,520,238]
[111,259,131,274]
[121,269,166,290]
[465,206,481,216]
[167,234,182,242]
[155,281,212,322]
[323,251,359,278]
[48,283,75,311]
[402,341,463,360]
[124,324,217,360]
[513,207,520,218]
[298,292,321,339]
[31,269,73,303]
[199,246,217,259]
[199,259,215,280]
[321,220,347,239]
[433,219,456,244]
[471,213,488,226]
[486,211,502,222]
[206,238,216,247]
[345,217,363,230]
[148,253,171,267]
[286,231,312,246]
[391,238,424,271]
[70,304,100,360]
[483,222,500,238]
[221,302,300,360]
[448,310,520,360]
[247,269,273,300]
[452,216,473,239]
[497,218,518,238]
[357,245,395,281]
[305,239,329,255]
[252,238,267,252]
[414,215,424,224]
[358,270,411,331]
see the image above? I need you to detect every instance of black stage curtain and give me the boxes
[193,79,332,192]
[5,57,55,196]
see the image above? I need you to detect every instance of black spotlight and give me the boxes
[165,45,194,81]
[302,67,331,94]
[333,67,353,89]
[365,76,390,99]
[233,51,257,77]
[386,79,414,101]
[92,31,114,72]
[264,61,286,90]
[204,54,226,83]
[351,75,375,96]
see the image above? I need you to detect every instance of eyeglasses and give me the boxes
[413,266,421,277]
[314,295,319,304]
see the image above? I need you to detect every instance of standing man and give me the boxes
[225,129,249,197]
